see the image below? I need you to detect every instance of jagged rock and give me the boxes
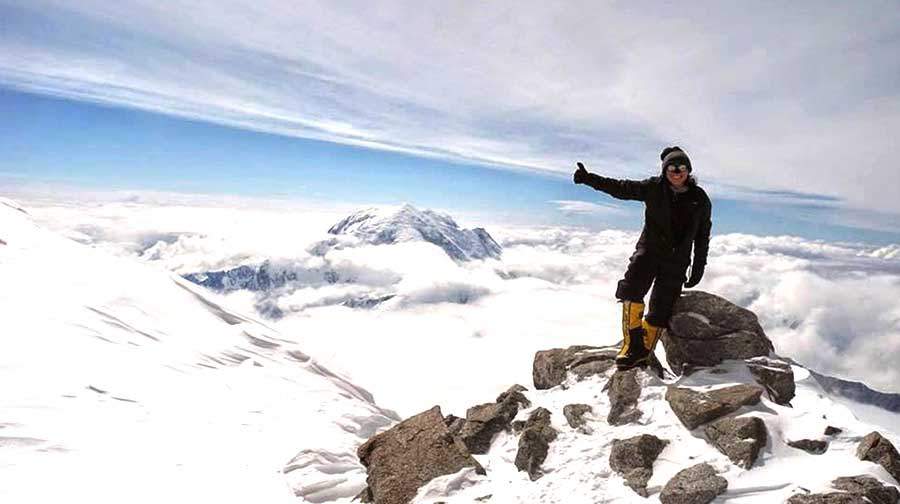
[609,434,669,497]
[606,368,643,425]
[663,291,774,373]
[788,439,829,455]
[533,346,617,389]
[704,416,767,468]
[833,475,900,504]
[788,475,899,504]
[788,494,869,503]
[857,431,900,484]
[660,463,728,504]
[511,420,526,433]
[825,426,844,436]
[457,387,526,454]
[745,356,796,406]
[665,384,763,430]
[357,406,485,504]
[444,414,465,438]
[514,407,558,481]
[496,384,531,409]
[563,404,592,429]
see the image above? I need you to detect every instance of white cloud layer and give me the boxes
[14,192,900,417]
[2,1,899,214]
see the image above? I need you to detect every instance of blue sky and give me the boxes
[4,87,900,246]
[2,1,900,244]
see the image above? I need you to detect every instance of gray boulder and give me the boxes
[787,475,899,504]
[833,475,900,504]
[704,416,767,468]
[660,463,728,504]
[609,434,669,497]
[788,439,829,455]
[745,356,796,406]
[533,346,617,389]
[825,426,844,436]
[356,406,485,504]
[514,407,558,481]
[563,404,593,429]
[606,368,644,425]
[857,431,900,484]
[666,384,764,430]
[457,385,530,454]
[663,291,774,373]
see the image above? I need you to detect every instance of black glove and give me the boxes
[685,262,705,288]
[573,162,588,184]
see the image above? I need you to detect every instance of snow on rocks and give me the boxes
[605,367,645,425]
[532,345,618,389]
[665,383,764,430]
[746,356,796,406]
[513,407,558,481]
[664,290,774,373]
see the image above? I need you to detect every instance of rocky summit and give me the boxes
[347,290,900,503]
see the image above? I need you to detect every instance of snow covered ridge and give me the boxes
[326,203,502,262]
[351,292,900,504]
[0,198,400,503]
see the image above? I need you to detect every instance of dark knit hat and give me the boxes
[660,146,692,173]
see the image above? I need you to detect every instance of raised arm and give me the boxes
[573,162,651,201]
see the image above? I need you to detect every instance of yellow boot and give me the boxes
[616,300,650,369]
[642,320,664,354]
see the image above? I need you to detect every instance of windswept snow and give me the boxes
[0,197,398,503]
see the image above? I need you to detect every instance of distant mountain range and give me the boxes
[183,204,501,295]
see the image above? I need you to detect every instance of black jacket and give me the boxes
[581,172,711,268]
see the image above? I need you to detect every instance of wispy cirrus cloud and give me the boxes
[2,0,899,216]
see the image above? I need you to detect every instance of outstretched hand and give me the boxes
[685,263,705,288]
[573,162,588,184]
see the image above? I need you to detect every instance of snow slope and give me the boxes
[0,197,398,503]
[410,359,900,503]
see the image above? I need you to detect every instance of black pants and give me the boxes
[615,249,688,328]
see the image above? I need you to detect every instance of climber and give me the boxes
[573,146,712,370]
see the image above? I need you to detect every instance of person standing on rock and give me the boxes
[573,146,712,370]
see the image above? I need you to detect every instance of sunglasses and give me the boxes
[666,164,689,174]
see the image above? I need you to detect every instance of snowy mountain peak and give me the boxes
[327,204,502,262]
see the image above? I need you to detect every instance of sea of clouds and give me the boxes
[17,191,900,416]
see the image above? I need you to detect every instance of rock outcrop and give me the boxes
[663,291,774,373]
[857,431,900,484]
[532,346,617,389]
[457,385,530,454]
[665,384,764,430]
[356,406,484,504]
[660,463,728,504]
[704,416,767,468]
[514,407,558,481]
[746,356,796,406]
[788,439,829,455]
[606,368,644,425]
[787,475,900,503]
[563,403,592,430]
[609,434,669,497]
